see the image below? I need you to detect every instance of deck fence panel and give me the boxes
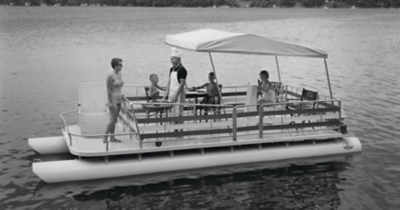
[62,85,345,154]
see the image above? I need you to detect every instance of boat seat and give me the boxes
[271,82,286,102]
[286,88,319,129]
[286,88,319,110]
[78,83,108,114]
[143,86,167,118]
[244,85,258,112]
[78,83,109,135]
[196,84,223,116]
[79,113,109,135]
[256,81,286,103]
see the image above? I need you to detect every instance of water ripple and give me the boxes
[1,7,400,210]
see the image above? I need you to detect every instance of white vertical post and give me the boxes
[275,56,282,83]
[324,58,333,99]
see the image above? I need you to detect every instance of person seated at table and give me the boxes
[149,74,166,102]
[257,70,275,105]
[190,72,221,110]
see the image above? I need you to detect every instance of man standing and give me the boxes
[162,47,187,116]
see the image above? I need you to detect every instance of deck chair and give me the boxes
[286,88,319,129]
[256,82,286,115]
[256,81,285,103]
[144,86,166,118]
[244,85,259,112]
[78,83,109,135]
[144,86,151,102]
[144,86,164,102]
[271,82,286,102]
[197,84,223,116]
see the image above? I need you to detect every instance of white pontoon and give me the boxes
[29,29,362,183]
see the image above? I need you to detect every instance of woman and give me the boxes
[257,70,275,105]
[104,58,124,143]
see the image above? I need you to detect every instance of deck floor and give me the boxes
[66,123,344,157]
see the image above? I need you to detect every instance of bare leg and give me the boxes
[104,104,121,143]
[104,123,113,143]
[110,104,122,142]
[104,105,115,143]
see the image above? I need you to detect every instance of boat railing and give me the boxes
[123,85,149,102]
[60,109,139,152]
[61,84,343,152]
[122,84,250,105]
[121,97,342,149]
[285,85,339,102]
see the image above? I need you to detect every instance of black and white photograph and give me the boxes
[1,1,399,209]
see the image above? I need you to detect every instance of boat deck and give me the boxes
[64,123,346,157]
[61,84,348,157]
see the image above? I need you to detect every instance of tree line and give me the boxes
[2,0,399,8]
[248,0,399,8]
[2,0,240,6]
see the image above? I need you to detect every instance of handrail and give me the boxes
[136,98,341,143]
[234,99,341,109]
[124,84,337,102]
[123,84,249,89]
[130,101,235,108]
[60,110,76,147]
[123,84,249,102]
[286,85,338,101]
[60,111,137,138]
[238,99,342,139]
[62,83,345,154]
[60,110,76,131]
[126,102,143,148]
[62,93,342,149]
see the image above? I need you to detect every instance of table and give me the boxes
[185,91,208,104]
[141,91,209,118]
[141,103,174,118]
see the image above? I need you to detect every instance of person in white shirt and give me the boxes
[257,70,275,105]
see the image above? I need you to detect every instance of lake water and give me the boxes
[1,7,400,210]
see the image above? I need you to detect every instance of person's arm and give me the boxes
[162,78,170,101]
[192,83,207,91]
[174,78,186,101]
[155,83,166,91]
[257,79,263,97]
[106,74,113,105]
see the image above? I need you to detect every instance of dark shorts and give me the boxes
[201,96,218,104]
[201,96,219,111]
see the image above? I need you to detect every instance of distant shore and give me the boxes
[1,4,399,9]
[1,0,399,9]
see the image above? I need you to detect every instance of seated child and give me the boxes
[149,74,166,102]
[191,72,221,110]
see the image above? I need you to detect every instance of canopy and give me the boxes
[165,29,328,58]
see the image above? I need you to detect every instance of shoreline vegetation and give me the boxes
[1,0,399,8]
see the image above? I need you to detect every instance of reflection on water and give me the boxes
[87,163,344,210]
[32,155,355,210]
[1,7,400,210]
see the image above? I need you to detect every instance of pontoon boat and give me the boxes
[29,29,362,183]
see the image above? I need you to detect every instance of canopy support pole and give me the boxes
[324,58,333,99]
[275,56,281,83]
[209,53,223,104]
